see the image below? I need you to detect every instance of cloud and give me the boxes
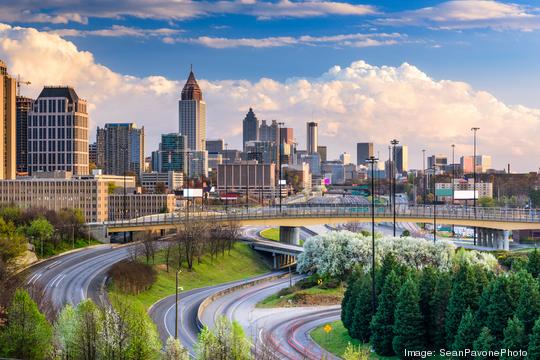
[0,1,376,24]
[173,32,403,48]
[49,25,183,39]
[1,23,539,171]
[379,1,540,31]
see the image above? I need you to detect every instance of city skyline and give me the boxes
[1,1,540,171]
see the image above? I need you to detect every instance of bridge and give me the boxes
[88,204,540,251]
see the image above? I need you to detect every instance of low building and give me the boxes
[283,163,311,193]
[217,161,284,198]
[108,193,176,221]
[435,178,493,203]
[141,171,183,193]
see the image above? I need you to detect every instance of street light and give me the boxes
[174,268,184,339]
[471,127,480,246]
[432,165,437,243]
[422,149,426,205]
[451,144,455,237]
[366,155,378,313]
[120,144,128,243]
[390,139,399,237]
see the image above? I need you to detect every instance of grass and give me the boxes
[257,285,343,308]
[110,242,270,310]
[260,227,280,241]
[310,320,397,359]
[36,237,101,259]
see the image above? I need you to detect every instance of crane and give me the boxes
[16,74,31,96]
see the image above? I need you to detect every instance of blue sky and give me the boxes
[2,0,540,170]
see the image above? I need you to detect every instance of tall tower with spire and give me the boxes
[242,107,259,151]
[179,67,206,151]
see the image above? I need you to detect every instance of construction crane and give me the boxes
[16,74,31,96]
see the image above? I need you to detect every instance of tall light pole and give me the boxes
[451,144,456,237]
[471,127,480,246]
[391,139,399,237]
[432,165,437,243]
[120,144,128,243]
[422,149,426,205]
[174,269,183,339]
[366,156,378,313]
[388,146,392,208]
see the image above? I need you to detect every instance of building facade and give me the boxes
[28,86,89,175]
[16,96,33,174]
[356,142,374,165]
[280,127,294,145]
[108,193,176,221]
[217,161,281,198]
[306,122,318,155]
[0,61,16,179]
[395,145,408,173]
[96,123,144,179]
[242,108,259,149]
[206,139,224,154]
[259,120,279,143]
[158,133,188,173]
[435,178,493,203]
[317,145,327,163]
[179,69,206,151]
[141,171,183,193]
[244,140,277,164]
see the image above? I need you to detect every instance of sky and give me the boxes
[1,0,540,171]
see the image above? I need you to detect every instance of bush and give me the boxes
[319,277,341,289]
[277,287,295,297]
[108,261,156,294]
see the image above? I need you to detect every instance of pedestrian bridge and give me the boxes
[92,205,540,234]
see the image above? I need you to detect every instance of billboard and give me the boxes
[454,190,478,200]
[183,189,203,198]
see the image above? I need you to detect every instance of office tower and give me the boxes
[394,145,408,173]
[28,86,89,175]
[187,150,208,178]
[356,142,374,165]
[217,162,279,199]
[427,155,448,171]
[475,155,492,173]
[0,61,16,179]
[244,140,277,164]
[16,96,33,174]
[259,120,279,143]
[206,139,224,154]
[159,133,188,173]
[88,142,97,165]
[280,127,294,145]
[340,152,351,165]
[179,68,206,151]
[96,123,145,179]
[300,153,321,176]
[242,108,259,149]
[317,145,327,162]
[306,122,318,154]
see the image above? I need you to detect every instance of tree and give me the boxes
[515,275,540,335]
[155,182,167,194]
[392,278,425,359]
[419,266,437,346]
[164,336,189,360]
[55,304,79,359]
[478,196,496,207]
[370,270,401,356]
[429,271,452,349]
[341,275,358,331]
[527,248,540,278]
[0,289,52,360]
[485,276,513,346]
[342,343,370,360]
[376,253,398,296]
[350,275,373,342]
[196,316,250,360]
[473,327,495,360]
[528,319,540,360]
[501,316,527,360]
[452,308,478,359]
[26,217,55,256]
[74,299,101,360]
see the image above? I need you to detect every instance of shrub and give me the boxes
[108,261,156,294]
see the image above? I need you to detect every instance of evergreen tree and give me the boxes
[528,318,540,360]
[429,271,452,349]
[0,289,53,360]
[515,275,540,335]
[452,308,478,359]
[528,248,540,278]
[473,327,496,360]
[485,276,513,347]
[392,278,425,359]
[419,266,437,345]
[376,253,398,296]
[370,270,401,356]
[501,316,527,360]
[350,275,374,342]
[342,275,360,332]
[474,281,496,330]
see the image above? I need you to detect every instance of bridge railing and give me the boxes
[103,205,540,228]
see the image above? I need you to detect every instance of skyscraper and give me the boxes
[159,133,188,173]
[279,127,294,145]
[28,86,89,175]
[96,123,145,179]
[0,60,16,179]
[306,122,318,154]
[356,142,374,165]
[242,108,259,149]
[179,68,206,151]
[317,145,327,162]
[16,96,33,174]
[395,145,408,173]
[259,120,279,143]
[206,139,224,154]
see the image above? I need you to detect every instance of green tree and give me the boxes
[452,308,478,359]
[0,289,52,359]
[164,336,189,360]
[392,278,425,359]
[123,302,161,360]
[429,271,452,349]
[478,196,496,207]
[528,319,540,360]
[527,249,540,278]
[473,327,495,360]
[501,317,527,360]
[350,275,374,342]
[514,275,540,335]
[485,276,514,346]
[419,266,437,346]
[26,217,55,256]
[342,343,370,360]
[370,270,401,356]
[195,316,250,360]
[376,253,398,296]
[341,275,359,331]
[55,304,79,359]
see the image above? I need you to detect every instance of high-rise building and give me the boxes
[206,139,224,154]
[0,61,16,179]
[242,108,259,149]
[96,123,145,179]
[159,133,188,173]
[356,142,374,165]
[244,140,277,164]
[306,122,318,154]
[187,150,208,178]
[89,142,97,166]
[28,86,89,175]
[427,155,448,171]
[179,69,206,151]
[16,96,33,174]
[317,145,327,162]
[339,152,351,165]
[280,127,294,145]
[460,155,492,173]
[394,145,408,173]
[259,120,279,143]
[217,161,283,199]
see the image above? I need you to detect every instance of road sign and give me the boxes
[323,324,332,333]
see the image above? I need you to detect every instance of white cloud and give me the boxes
[0,1,375,24]
[49,25,183,39]
[0,23,539,171]
[174,32,403,48]
[379,1,540,31]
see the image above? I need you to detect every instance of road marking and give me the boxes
[46,260,62,270]
[27,273,42,285]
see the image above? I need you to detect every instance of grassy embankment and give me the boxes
[260,227,280,241]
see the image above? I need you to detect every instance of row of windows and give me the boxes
[34,99,67,114]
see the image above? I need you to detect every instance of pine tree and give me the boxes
[515,275,540,335]
[419,266,437,346]
[473,327,496,360]
[501,316,527,360]
[370,270,401,356]
[474,281,495,330]
[429,271,452,349]
[350,275,374,342]
[341,275,358,331]
[392,278,425,359]
[452,308,478,359]
[485,276,513,347]
[528,318,540,360]
[376,253,398,296]
[528,248,540,278]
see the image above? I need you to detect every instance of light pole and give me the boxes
[391,139,399,237]
[471,127,480,245]
[366,155,378,313]
[174,269,183,339]
[422,149,426,205]
[120,144,128,243]
[451,144,456,237]
[432,165,437,243]
[278,122,284,212]
[388,146,392,208]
